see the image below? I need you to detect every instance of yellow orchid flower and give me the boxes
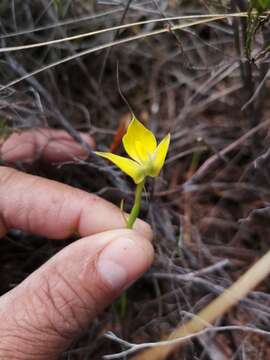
[95,117,170,184]
[95,117,170,229]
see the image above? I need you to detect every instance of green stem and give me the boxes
[117,180,144,320]
[127,180,145,229]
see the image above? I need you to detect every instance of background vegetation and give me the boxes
[1,0,270,358]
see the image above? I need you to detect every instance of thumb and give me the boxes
[0,229,153,360]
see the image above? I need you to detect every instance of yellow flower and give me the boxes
[95,117,170,184]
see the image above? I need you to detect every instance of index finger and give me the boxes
[0,166,152,240]
[0,129,95,163]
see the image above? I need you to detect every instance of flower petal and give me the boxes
[95,151,144,184]
[150,134,170,177]
[134,141,152,162]
[123,117,157,162]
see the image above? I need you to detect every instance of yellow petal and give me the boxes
[95,151,144,184]
[150,134,170,177]
[123,117,157,163]
[134,141,152,162]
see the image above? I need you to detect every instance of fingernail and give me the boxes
[97,237,150,291]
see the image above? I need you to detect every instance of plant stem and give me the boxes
[127,180,145,229]
[116,180,145,318]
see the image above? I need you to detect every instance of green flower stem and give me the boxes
[116,180,144,319]
[127,179,145,229]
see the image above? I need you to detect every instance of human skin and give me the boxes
[0,130,154,359]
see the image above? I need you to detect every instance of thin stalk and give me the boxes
[0,12,249,53]
[116,180,145,319]
[0,15,248,92]
[127,180,145,229]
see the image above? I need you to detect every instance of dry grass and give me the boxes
[1,0,270,359]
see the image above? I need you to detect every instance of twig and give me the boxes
[186,118,270,185]
[104,324,270,359]
[241,66,270,111]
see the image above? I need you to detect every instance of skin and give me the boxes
[0,130,154,359]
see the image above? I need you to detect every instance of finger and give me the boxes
[0,129,95,163]
[0,167,152,239]
[0,229,154,359]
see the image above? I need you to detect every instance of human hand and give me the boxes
[0,129,153,359]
